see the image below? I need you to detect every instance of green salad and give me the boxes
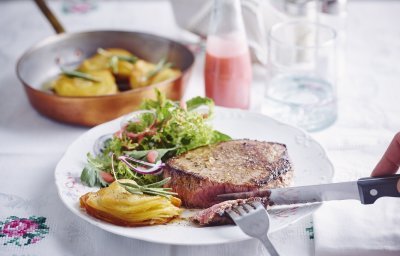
[81,90,231,187]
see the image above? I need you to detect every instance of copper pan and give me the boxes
[16,0,194,126]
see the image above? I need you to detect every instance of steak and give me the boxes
[191,197,270,226]
[163,139,293,208]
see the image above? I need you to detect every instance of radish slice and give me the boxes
[118,155,164,175]
[147,150,158,163]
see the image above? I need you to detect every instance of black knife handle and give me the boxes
[357,174,400,204]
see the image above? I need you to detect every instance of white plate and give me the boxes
[55,107,334,245]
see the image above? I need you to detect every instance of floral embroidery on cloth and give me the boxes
[0,216,49,246]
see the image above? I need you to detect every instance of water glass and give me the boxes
[262,21,337,132]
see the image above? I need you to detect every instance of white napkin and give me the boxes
[313,198,400,256]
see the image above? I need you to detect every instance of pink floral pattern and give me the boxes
[0,216,49,246]
[63,172,90,201]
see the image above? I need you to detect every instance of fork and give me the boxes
[227,202,280,256]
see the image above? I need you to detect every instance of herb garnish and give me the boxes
[110,154,177,198]
[118,178,177,198]
[109,56,119,73]
[61,69,102,82]
[145,57,172,80]
[97,48,138,64]
[97,48,138,74]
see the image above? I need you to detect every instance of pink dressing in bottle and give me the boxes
[205,35,252,109]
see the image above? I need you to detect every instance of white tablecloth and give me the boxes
[1,1,399,255]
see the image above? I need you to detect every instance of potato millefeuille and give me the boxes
[80,180,182,227]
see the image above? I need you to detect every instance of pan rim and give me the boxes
[16,30,195,100]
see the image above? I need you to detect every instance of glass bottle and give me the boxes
[204,0,252,109]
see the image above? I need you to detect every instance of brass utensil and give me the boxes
[17,0,194,126]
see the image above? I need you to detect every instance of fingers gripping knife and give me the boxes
[220,175,400,256]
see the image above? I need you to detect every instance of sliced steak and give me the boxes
[164,139,293,208]
[191,197,270,226]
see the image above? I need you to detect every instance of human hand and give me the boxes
[371,132,400,177]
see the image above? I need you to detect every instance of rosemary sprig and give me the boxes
[61,69,102,82]
[119,178,177,198]
[145,57,172,80]
[109,56,119,74]
[110,153,177,198]
[97,48,138,64]
[115,55,138,63]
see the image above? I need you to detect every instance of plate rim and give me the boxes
[54,107,334,245]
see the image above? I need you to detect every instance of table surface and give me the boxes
[1,1,400,255]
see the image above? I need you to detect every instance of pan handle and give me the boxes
[34,0,66,34]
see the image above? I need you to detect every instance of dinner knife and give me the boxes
[216,174,400,205]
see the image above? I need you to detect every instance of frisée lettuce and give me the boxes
[81,90,231,187]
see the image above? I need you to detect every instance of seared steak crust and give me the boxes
[164,139,293,208]
[191,197,270,226]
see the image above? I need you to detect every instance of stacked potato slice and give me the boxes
[80,180,182,226]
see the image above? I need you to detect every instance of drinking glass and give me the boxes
[262,21,337,132]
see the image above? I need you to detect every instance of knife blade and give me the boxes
[216,174,400,205]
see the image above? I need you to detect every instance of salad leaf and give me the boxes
[125,112,156,133]
[80,165,96,187]
[211,130,232,144]
[81,90,231,187]
[126,148,175,162]
[186,96,214,118]
[81,154,108,187]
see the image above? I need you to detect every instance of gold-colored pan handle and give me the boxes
[34,0,66,34]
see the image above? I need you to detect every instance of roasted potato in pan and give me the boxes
[129,60,156,89]
[47,48,181,97]
[78,48,135,81]
[51,70,117,97]
[151,68,181,85]
[129,59,181,89]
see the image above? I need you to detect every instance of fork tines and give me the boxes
[229,202,260,217]
[226,201,280,256]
